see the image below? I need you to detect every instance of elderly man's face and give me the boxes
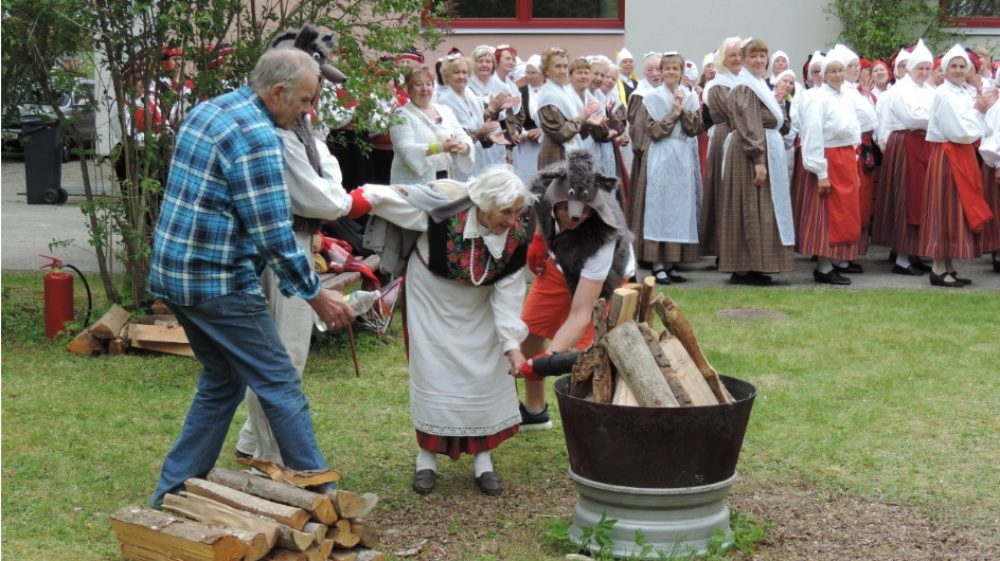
[268,71,320,129]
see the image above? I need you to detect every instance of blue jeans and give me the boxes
[149,292,328,507]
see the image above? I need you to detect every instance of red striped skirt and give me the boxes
[916,143,983,259]
[416,425,520,461]
[873,130,926,254]
[795,165,860,261]
[790,141,806,233]
[980,163,1000,252]
[855,131,878,255]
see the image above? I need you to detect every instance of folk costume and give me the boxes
[436,85,498,180]
[978,81,1000,269]
[536,80,587,169]
[701,68,742,256]
[918,46,993,278]
[632,83,703,277]
[624,78,657,238]
[389,101,474,184]
[513,55,544,184]
[718,64,795,277]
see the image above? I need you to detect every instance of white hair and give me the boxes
[250,49,319,96]
[467,165,537,211]
[714,36,743,70]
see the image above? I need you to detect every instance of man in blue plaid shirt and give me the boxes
[148,48,356,507]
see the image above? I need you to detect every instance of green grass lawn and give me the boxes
[2,271,998,560]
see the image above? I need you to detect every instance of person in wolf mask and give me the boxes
[517,150,633,429]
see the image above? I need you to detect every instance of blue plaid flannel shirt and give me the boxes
[147,86,321,306]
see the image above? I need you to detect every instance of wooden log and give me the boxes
[218,527,271,561]
[354,492,378,520]
[275,524,316,552]
[66,328,102,356]
[89,303,131,339]
[349,519,379,549]
[326,490,367,520]
[602,321,679,407]
[607,287,638,328]
[354,548,387,561]
[235,457,341,488]
[163,491,280,550]
[263,549,308,561]
[326,519,360,548]
[128,322,190,344]
[329,551,358,561]
[659,333,719,407]
[185,478,311,530]
[110,505,248,561]
[208,468,338,525]
[591,347,614,404]
[637,276,656,324]
[611,374,639,406]
[302,522,328,543]
[653,295,734,403]
[304,539,334,561]
[108,336,125,355]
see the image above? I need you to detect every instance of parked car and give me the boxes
[1,78,96,161]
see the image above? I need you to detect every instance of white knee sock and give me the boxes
[473,451,493,477]
[816,257,834,274]
[415,449,437,473]
[895,253,912,268]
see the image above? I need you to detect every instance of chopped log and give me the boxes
[263,549,308,561]
[659,333,719,406]
[326,490,367,520]
[218,527,271,561]
[236,457,341,488]
[636,322,694,406]
[326,519,360,548]
[110,505,248,561]
[602,321,679,407]
[304,539,334,561]
[653,296,734,403]
[208,468,338,524]
[350,519,379,549]
[66,328,103,356]
[611,374,639,406]
[275,524,316,552]
[302,522,328,543]
[329,551,358,561]
[128,322,189,344]
[185,478,311,530]
[355,493,379,520]
[607,287,638,328]
[108,337,125,355]
[133,314,179,326]
[569,298,608,399]
[354,548,387,561]
[163,491,280,550]
[637,276,656,324]
[89,303,132,339]
[591,348,614,404]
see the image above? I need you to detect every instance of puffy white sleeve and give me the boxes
[489,268,529,353]
[279,129,352,220]
[930,90,984,144]
[389,110,452,179]
[801,95,829,180]
[896,90,930,130]
[979,103,1000,167]
[438,104,475,175]
[361,184,430,232]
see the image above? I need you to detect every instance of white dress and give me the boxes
[389,102,473,184]
[436,86,495,179]
[361,184,527,438]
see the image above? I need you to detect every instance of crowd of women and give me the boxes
[333,36,999,497]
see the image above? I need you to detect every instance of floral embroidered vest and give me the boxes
[425,208,527,286]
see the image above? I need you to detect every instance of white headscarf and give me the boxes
[616,48,634,65]
[941,43,971,69]
[907,39,933,72]
[770,50,790,76]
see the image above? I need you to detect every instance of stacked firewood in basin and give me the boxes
[570,276,734,407]
[111,459,385,561]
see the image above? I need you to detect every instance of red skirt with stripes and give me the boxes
[980,163,1000,252]
[873,130,926,254]
[916,143,984,259]
[855,131,878,255]
[794,166,860,261]
[790,141,806,234]
[416,426,520,461]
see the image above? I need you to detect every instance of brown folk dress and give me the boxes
[537,106,588,170]
[701,84,734,256]
[718,85,795,274]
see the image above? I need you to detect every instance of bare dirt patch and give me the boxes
[376,476,999,560]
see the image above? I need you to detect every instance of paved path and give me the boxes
[2,156,997,290]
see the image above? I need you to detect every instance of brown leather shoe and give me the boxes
[474,471,502,496]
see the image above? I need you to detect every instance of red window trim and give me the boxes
[939,1,1000,28]
[435,0,625,30]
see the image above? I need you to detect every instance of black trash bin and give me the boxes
[21,116,67,204]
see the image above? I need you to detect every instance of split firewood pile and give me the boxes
[67,302,194,358]
[111,459,385,561]
[569,276,735,407]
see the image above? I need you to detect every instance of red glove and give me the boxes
[348,187,372,220]
[518,351,552,382]
[526,232,547,275]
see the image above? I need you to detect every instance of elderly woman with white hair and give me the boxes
[351,165,536,496]
[437,54,508,180]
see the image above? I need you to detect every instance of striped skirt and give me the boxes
[790,141,807,240]
[872,130,926,254]
[916,143,983,259]
[855,131,878,255]
[980,163,1000,252]
[795,167,860,261]
[416,425,520,461]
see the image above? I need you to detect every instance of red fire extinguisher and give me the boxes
[40,255,91,339]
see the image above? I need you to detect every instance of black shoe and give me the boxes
[891,264,925,276]
[666,267,688,283]
[519,402,553,430]
[911,259,932,273]
[652,268,671,285]
[729,272,771,286]
[412,469,437,495]
[474,471,502,496]
[813,268,851,285]
[834,261,864,274]
[945,272,972,286]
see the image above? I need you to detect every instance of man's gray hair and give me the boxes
[249,48,320,96]
[468,165,537,211]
